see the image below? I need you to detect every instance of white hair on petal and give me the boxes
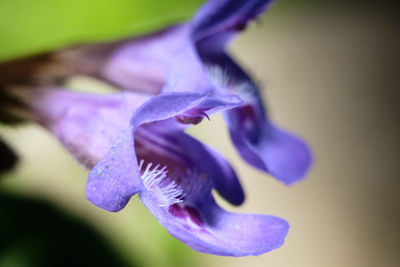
[206,65,231,88]
[139,160,183,206]
[206,65,258,104]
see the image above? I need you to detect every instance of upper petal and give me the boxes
[130,91,242,128]
[161,44,215,95]
[102,25,190,94]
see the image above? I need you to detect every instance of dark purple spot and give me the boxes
[168,204,186,219]
[184,206,203,226]
[168,204,203,227]
[239,105,257,121]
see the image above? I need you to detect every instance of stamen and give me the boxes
[139,160,184,206]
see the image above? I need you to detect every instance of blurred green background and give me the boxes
[0,0,399,267]
[0,0,204,61]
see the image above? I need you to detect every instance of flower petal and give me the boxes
[204,53,312,183]
[141,192,288,256]
[102,25,189,94]
[86,128,143,212]
[159,41,219,96]
[229,120,312,184]
[130,91,241,128]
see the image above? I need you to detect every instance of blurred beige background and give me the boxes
[196,3,399,267]
[1,2,399,267]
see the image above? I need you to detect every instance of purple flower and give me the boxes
[87,92,289,256]
[3,0,312,257]
[73,0,312,184]
[12,87,288,256]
